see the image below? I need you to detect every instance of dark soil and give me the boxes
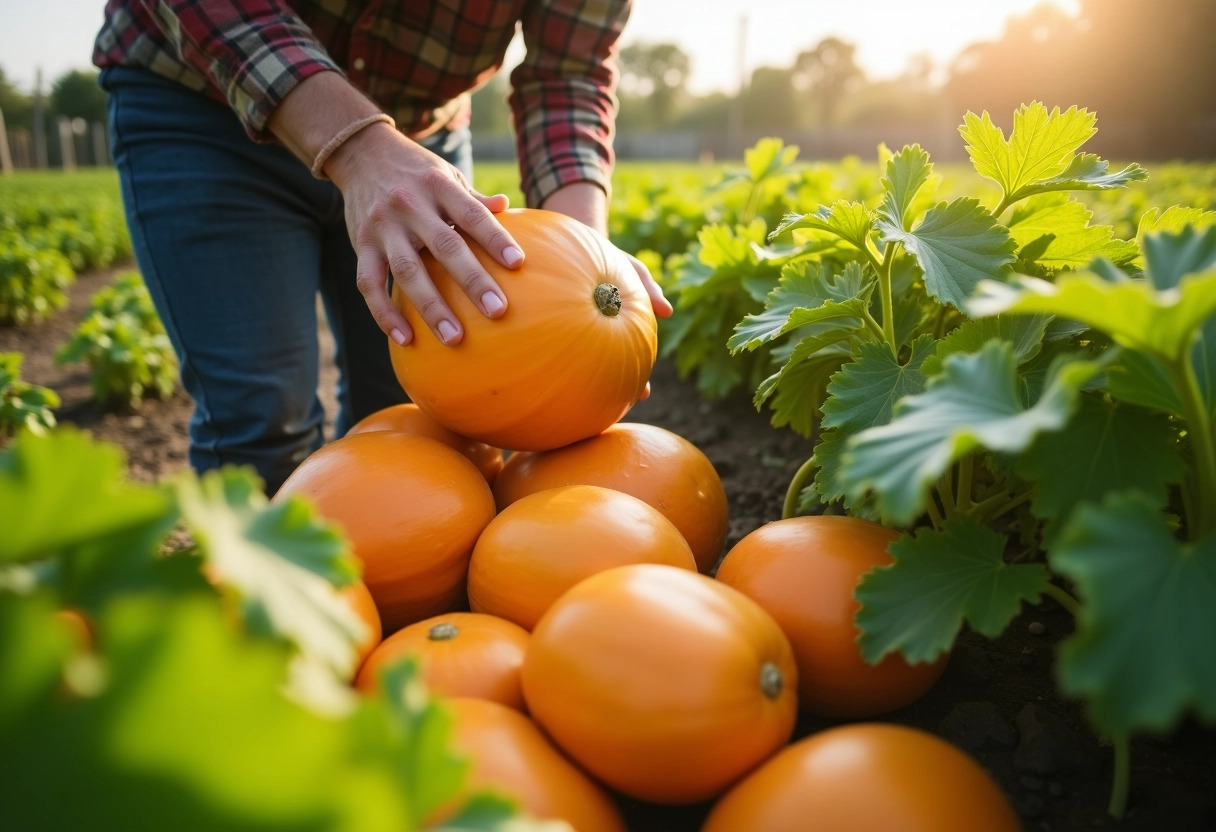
[6,267,1216,832]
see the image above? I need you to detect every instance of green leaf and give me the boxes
[1137,206,1216,244]
[729,261,872,353]
[758,348,849,437]
[821,336,935,434]
[1141,225,1216,291]
[856,519,1049,664]
[959,103,1145,206]
[0,428,172,563]
[771,201,874,253]
[840,341,1108,524]
[1052,493,1216,735]
[876,197,1017,311]
[879,144,933,232]
[969,269,1216,366]
[921,315,1049,376]
[744,136,800,183]
[175,468,366,679]
[0,593,409,831]
[1008,194,1138,269]
[1017,396,1185,526]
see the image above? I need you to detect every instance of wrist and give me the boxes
[324,120,404,187]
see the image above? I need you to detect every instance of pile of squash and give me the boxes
[274,211,1023,832]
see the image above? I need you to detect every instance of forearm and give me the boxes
[266,71,387,174]
[541,182,609,235]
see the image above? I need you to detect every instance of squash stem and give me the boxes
[1170,356,1216,539]
[877,242,899,357]
[1041,583,1081,617]
[956,456,974,513]
[1108,734,1131,819]
[782,456,818,520]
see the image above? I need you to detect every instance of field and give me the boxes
[3,120,1216,832]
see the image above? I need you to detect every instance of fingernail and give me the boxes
[437,320,460,344]
[481,291,505,315]
[502,245,523,267]
[390,327,408,346]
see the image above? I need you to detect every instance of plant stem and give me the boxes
[1108,734,1131,819]
[956,455,974,513]
[936,474,955,519]
[993,193,1014,218]
[783,456,818,520]
[877,241,898,357]
[743,182,762,225]
[1171,357,1216,539]
[923,492,944,530]
[975,490,1032,524]
[1041,582,1081,617]
[862,309,886,342]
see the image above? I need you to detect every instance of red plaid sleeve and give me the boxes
[134,1,342,139]
[509,0,629,207]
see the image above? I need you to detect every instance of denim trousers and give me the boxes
[101,66,473,494]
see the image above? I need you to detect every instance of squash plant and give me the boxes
[0,351,59,439]
[729,101,1216,816]
[0,427,567,831]
[55,270,178,406]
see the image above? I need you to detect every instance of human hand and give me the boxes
[325,123,522,346]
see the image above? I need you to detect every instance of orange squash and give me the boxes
[274,432,496,633]
[521,563,798,805]
[354,612,529,711]
[467,485,697,630]
[715,515,948,718]
[492,422,728,573]
[437,698,627,832]
[346,402,503,483]
[388,208,658,451]
[701,724,1023,832]
[342,579,383,671]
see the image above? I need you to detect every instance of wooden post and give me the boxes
[0,105,12,175]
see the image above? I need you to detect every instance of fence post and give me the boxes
[58,116,76,171]
[91,121,109,166]
[0,105,12,175]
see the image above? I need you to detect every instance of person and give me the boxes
[92,0,671,494]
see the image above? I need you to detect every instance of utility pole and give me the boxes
[727,13,748,159]
[32,67,47,169]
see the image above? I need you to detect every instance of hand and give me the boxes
[624,252,672,403]
[325,122,523,347]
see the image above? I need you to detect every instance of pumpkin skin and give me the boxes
[437,698,627,832]
[274,433,496,633]
[354,612,529,711]
[467,484,697,630]
[715,515,948,718]
[522,563,798,805]
[346,402,503,483]
[492,422,728,573]
[342,579,383,672]
[388,208,658,451]
[701,723,1023,832]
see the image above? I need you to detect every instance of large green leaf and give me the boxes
[969,269,1216,366]
[839,341,1107,524]
[175,468,366,679]
[821,336,934,435]
[1008,194,1138,269]
[0,593,409,831]
[879,144,933,232]
[959,103,1144,206]
[771,201,875,252]
[920,315,1049,377]
[875,197,1016,311]
[758,348,850,437]
[1140,225,1216,291]
[856,519,1049,664]
[0,428,173,563]
[1052,493,1216,736]
[729,261,872,353]
[1017,395,1185,526]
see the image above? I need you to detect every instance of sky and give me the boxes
[0,0,1079,95]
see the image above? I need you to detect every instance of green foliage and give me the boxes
[0,352,59,438]
[0,231,74,324]
[702,103,1216,809]
[56,271,178,406]
[0,428,556,831]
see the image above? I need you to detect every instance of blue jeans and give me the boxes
[101,66,473,494]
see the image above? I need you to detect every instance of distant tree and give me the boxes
[49,69,107,123]
[793,37,864,126]
[619,42,691,127]
[0,66,34,131]
[742,66,799,130]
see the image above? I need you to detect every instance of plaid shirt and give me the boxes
[93,0,628,206]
